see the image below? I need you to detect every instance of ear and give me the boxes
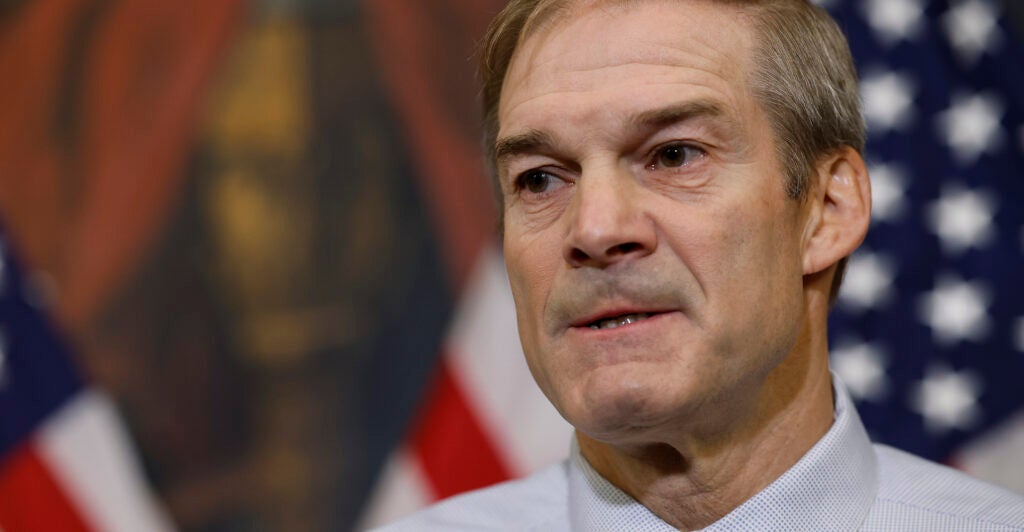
[802,146,871,275]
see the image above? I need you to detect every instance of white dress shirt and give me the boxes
[378,378,1024,530]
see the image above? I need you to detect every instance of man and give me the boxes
[381,0,1024,529]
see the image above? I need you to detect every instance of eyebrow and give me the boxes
[493,129,556,166]
[492,99,734,165]
[628,100,730,132]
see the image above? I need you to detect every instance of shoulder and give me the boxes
[864,444,1024,531]
[372,461,570,531]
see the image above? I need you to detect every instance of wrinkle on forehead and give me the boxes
[499,0,755,125]
[519,0,746,43]
[514,0,752,72]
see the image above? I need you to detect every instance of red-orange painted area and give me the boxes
[364,0,500,292]
[0,0,246,330]
[0,0,87,292]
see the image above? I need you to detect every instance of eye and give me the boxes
[516,169,560,194]
[649,143,705,169]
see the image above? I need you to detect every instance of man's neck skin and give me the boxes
[576,289,835,531]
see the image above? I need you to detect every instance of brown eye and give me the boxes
[521,170,555,193]
[654,144,703,168]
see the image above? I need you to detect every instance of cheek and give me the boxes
[710,200,806,348]
[658,203,760,298]
[714,191,800,278]
[668,195,803,332]
[503,235,564,409]
[504,227,561,339]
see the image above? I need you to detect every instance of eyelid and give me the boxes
[646,141,707,169]
[503,155,557,184]
[512,167,569,195]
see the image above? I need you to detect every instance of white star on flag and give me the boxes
[839,250,896,311]
[832,341,889,402]
[862,0,925,45]
[925,185,997,255]
[942,0,1002,65]
[918,275,992,345]
[936,92,1005,165]
[861,69,916,133]
[910,364,983,434]
[868,162,908,223]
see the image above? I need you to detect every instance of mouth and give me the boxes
[586,312,655,330]
[570,308,671,332]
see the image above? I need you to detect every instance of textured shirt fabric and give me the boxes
[378,379,1024,531]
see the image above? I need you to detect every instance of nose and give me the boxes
[563,168,656,269]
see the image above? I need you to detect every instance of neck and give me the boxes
[576,307,834,530]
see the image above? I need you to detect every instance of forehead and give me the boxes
[498,0,759,134]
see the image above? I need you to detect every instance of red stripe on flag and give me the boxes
[409,356,512,499]
[0,441,93,532]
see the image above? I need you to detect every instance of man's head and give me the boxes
[483,0,865,303]
[484,0,870,443]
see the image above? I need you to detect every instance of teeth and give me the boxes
[588,313,652,330]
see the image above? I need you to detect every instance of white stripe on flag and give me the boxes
[357,447,431,530]
[956,408,1024,495]
[359,248,572,528]
[36,390,175,532]
[446,249,572,475]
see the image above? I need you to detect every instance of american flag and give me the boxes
[822,0,1024,489]
[360,0,1024,526]
[0,228,172,531]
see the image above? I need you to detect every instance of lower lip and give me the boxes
[568,311,678,337]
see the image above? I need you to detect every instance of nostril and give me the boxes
[568,241,647,267]
[569,248,590,264]
[612,242,643,256]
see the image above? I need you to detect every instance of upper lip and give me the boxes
[569,306,673,328]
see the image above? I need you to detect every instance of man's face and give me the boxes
[498,0,813,443]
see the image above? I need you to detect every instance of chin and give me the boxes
[565,365,685,442]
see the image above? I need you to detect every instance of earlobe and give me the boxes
[802,147,871,275]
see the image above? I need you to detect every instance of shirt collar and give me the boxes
[567,376,878,531]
